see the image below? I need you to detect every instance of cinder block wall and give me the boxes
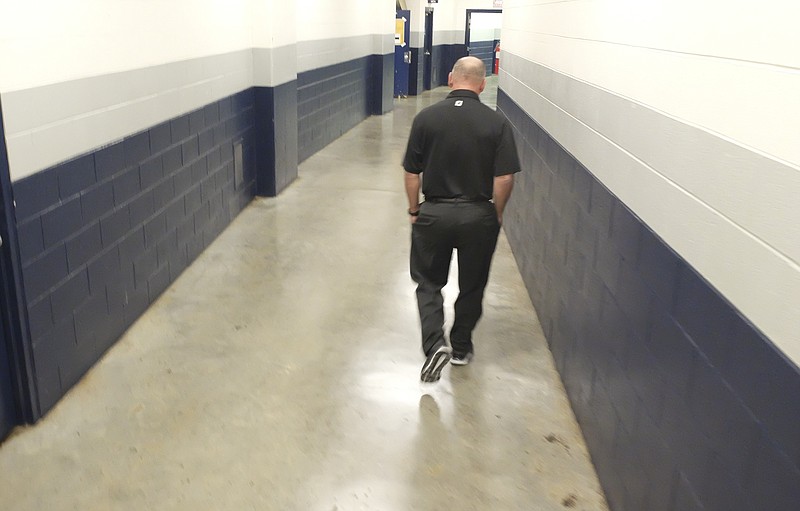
[0,0,394,423]
[498,2,800,510]
[15,92,257,412]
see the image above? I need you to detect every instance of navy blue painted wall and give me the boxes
[468,40,494,75]
[254,88,276,196]
[373,53,395,116]
[409,47,424,96]
[0,99,38,429]
[255,82,298,197]
[273,81,300,195]
[13,90,259,414]
[297,54,393,163]
[497,89,800,511]
[431,44,467,87]
[0,98,21,438]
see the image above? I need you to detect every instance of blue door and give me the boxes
[394,10,411,97]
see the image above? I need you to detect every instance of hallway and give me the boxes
[0,84,608,510]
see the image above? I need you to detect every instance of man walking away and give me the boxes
[403,56,521,383]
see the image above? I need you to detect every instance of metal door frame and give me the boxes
[464,8,502,55]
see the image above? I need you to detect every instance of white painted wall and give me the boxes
[503,0,800,165]
[372,1,398,55]
[500,0,800,361]
[295,0,394,73]
[296,0,394,43]
[0,0,395,180]
[470,12,502,42]
[438,0,499,30]
[0,0,270,180]
[254,0,297,87]
[0,0,263,93]
[256,0,296,48]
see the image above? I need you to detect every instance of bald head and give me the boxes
[448,56,486,94]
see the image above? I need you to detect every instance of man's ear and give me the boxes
[478,78,486,93]
[448,72,454,88]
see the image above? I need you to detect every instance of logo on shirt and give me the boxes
[454,100,463,107]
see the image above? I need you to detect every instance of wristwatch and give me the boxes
[408,208,420,216]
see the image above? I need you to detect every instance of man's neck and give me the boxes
[451,86,481,95]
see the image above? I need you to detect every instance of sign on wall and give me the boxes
[494,0,503,7]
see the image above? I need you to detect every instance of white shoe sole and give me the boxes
[450,353,473,366]
[420,345,452,383]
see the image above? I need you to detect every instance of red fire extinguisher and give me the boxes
[494,43,500,74]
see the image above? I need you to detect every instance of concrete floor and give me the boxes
[0,79,609,511]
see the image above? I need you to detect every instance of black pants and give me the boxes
[410,201,501,356]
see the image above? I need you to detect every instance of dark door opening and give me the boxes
[423,8,433,91]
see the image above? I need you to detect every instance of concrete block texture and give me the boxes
[13,89,259,417]
[498,89,800,511]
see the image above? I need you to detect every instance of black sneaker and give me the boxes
[420,344,452,383]
[451,352,473,366]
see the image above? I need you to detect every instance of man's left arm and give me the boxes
[493,174,514,225]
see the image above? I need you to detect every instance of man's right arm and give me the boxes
[405,171,422,223]
[493,174,514,225]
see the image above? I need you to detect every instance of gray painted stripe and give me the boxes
[501,51,799,266]
[410,30,463,47]
[3,50,252,135]
[3,37,394,180]
[410,31,424,48]
[297,34,393,73]
[500,50,800,361]
[3,50,257,180]
[408,30,465,49]
[3,37,398,181]
[435,30,465,46]
[253,45,298,87]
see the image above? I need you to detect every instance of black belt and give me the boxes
[426,197,489,204]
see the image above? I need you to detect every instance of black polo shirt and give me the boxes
[403,89,520,201]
